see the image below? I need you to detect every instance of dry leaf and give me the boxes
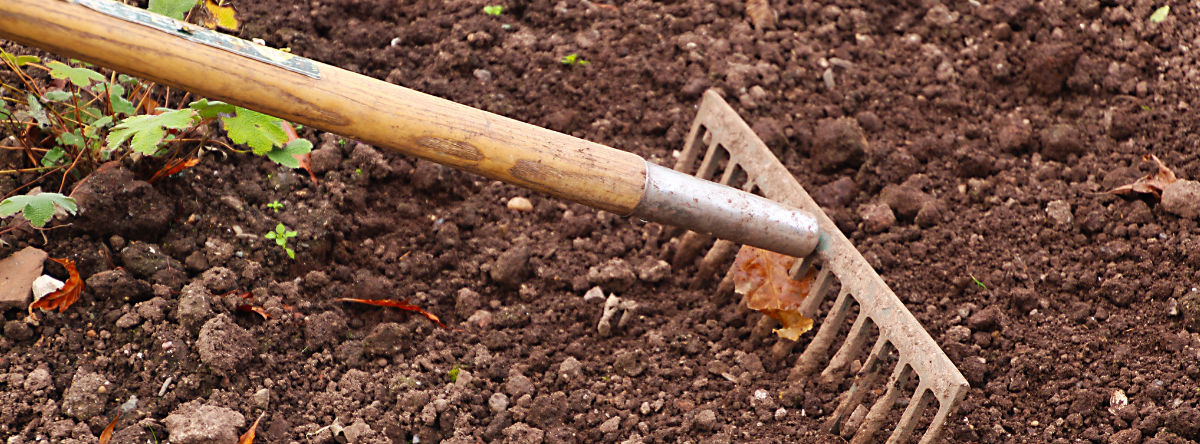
[281,121,318,185]
[1110,154,1177,198]
[200,0,241,32]
[335,298,451,330]
[149,157,200,183]
[98,411,119,444]
[237,304,272,320]
[731,245,816,341]
[745,0,777,30]
[238,413,262,444]
[30,258,83,315]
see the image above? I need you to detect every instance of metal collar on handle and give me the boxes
[629,162,820,258]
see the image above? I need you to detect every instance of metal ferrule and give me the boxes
[629,162,820,258]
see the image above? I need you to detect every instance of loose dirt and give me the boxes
[4,0,1200,442]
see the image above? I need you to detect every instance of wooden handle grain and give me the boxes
[0,0,647,214]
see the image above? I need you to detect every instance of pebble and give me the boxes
[164,401,246,444]
[636,259,671,283]
[583,287,607,303]
[946,325,971,343]
[1162,179,1200,219]
[967,306,1002,332]
[1040,124,1084,161]
[63,371,111,420]
[489,392,509,413]
[491,246,531,287]
[695,409,719,431]
[859,202,896,234]
[599,416,620,434]
[1178,290,1200,330]
[812,118,868,171]
[1046,200,1073,225]
[813,177,859,208]
[507,197,533,212]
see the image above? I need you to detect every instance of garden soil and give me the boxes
[4,0,1200,442]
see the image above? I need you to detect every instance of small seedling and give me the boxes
[0,192,77,227]
[560,53,590,66]
[970,275,987,290]
[483,5,503,16]
[264,222,297,258]
[448,364,462,382]
[267,201,284,212]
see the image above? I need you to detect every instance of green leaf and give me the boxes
[44,90,75,102]
[41,146,67,167]
[1150,5,1170,22]
[57,131,85,150]
[148,0,200,20]
[266,138,312,168]
[285,247,295,259]
[483,5,503,16]
[0,100,9,120]
[18,93,52,128]
[0,192,77,228]
[106,108,198,155]
[46,61,105,89]
[111,90,136,116]
[189,98,236,119]
[117,74,137,84]
[221,107,288,155]
[0,51,39,67]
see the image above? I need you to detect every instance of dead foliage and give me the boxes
[239,413,262,444]
[1110,154,1177,198]
[731,245,817,341]
[29,257,82,314]
[335,298,450,330]
[98,411,119,444]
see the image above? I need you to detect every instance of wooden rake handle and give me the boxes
[0,0,647,214]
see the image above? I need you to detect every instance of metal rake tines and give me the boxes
[672,90,970,444]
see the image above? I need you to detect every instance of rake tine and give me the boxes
[886,383,934,444]
[851,362,913,444]
[825,336,891,435]
[820,312,873,385]
[790,287,852,380]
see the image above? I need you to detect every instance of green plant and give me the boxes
[267,200,284,212]
[448,364,462,382]
[483,5,503,16]
[560,53,590,66]
[0,192,76,228]
[264,222,298,258]
[970,275,987,290]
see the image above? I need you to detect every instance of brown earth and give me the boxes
[4,0,1200,442]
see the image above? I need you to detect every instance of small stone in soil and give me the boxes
[636,259,670,283]
[695,409,719,431]
[812,118,868,172]
[859,202,895,234]
[3,320,34,342]
[587,258,637,292]
[583,286,606,303]
[1178,290,1200,331]
[197,313,256,372]
[200,267,238,294]
[501,423,544,444]
[613,349,648,377]
[1039,124,1084,161]
[505,371,535,399]
[491,246,530,287]
[176,282,214,334]
[1046,200,1073,225]
[1162,179,1200,219]
[507,197,534,212]
[967,306,1002,332]
[120,242,182,279]
[812,177,858,209]
[62,371,111,421]
[164,400,246,444]
[305,311,348,351]
[361,322,410,357]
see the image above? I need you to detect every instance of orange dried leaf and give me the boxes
[280,121,318,185]
[731,246,816,341]
[237,304,272,320]
[1110,154,1177,198]
[98,411,119,444]
[149,157,200,183]
[238,414,261,444]
[30,258,83,314]
[335,298,451,330]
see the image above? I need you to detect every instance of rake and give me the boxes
[672,91,969,444]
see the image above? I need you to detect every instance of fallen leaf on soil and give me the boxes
[335,298,451,330]
[148,157,200,183]
[1110,154,1177,198]
[237,304,272,320]
[201,0,241,32]
[239,413,262,444]
[281,121,318,185]
[98,411,119,444]
[731,245,816,341]
[29,258,83,315]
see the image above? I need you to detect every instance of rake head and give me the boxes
[670,90,969,444]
